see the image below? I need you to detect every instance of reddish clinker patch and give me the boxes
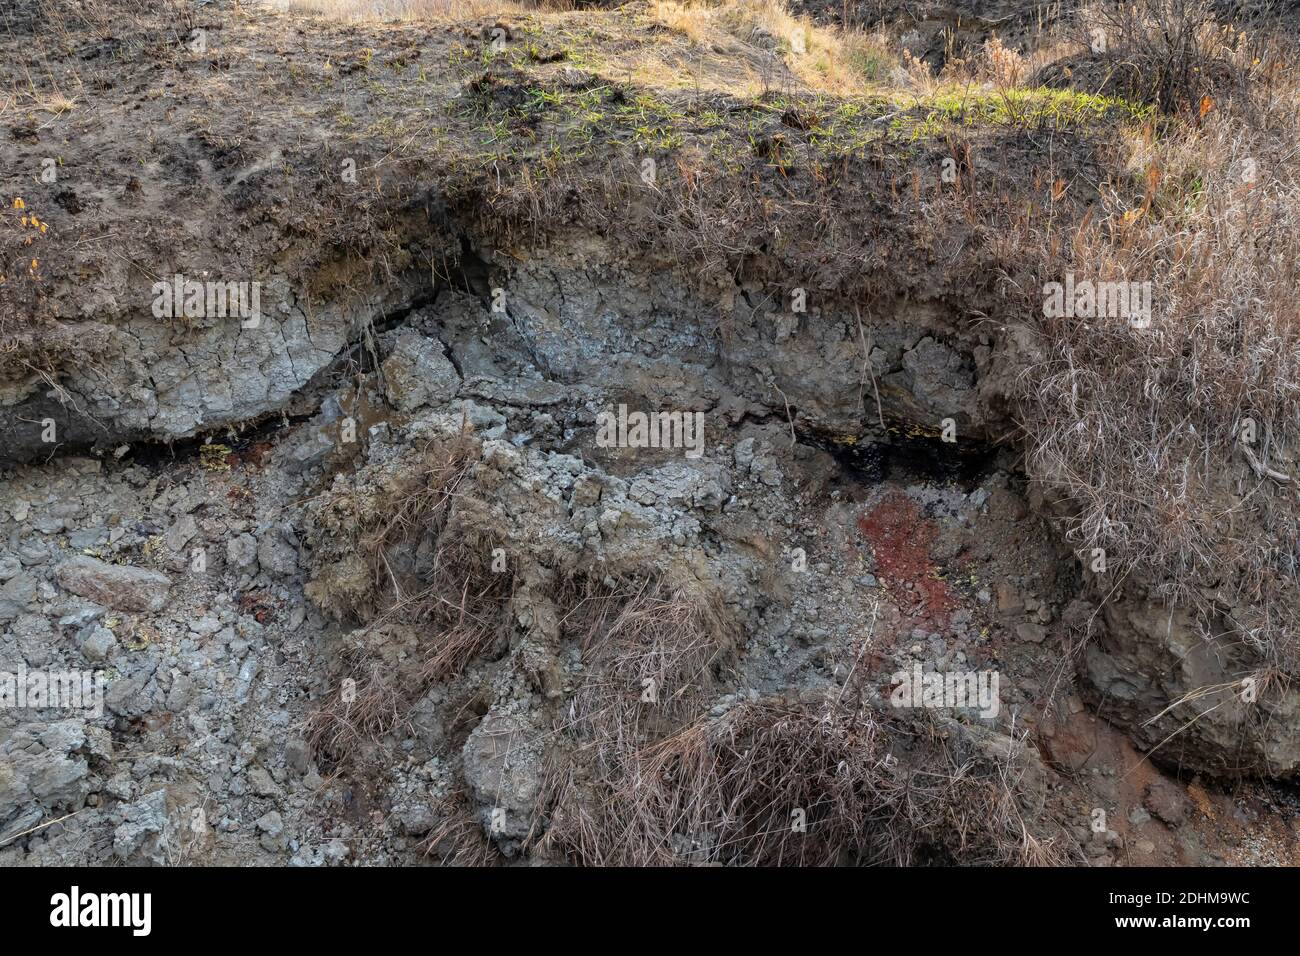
[858,490,956,627]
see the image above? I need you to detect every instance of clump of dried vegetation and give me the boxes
[563,574,737,741]
[1070,0,1277,115]
[269,0,581,22]
[304,424,517,763]
[1006,0,1300,672]
[531,582,1066,866]
[534,696,1067,865]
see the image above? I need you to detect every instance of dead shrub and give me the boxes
[534,697,1068,866]
[305,426,517,763]
[420,789,504,866]
[561,572,737,763]
[981,35,1029,89]
[1074,0,1272,116]
[1008,44,1300,656]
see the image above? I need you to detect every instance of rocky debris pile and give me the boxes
[0,441,332,865]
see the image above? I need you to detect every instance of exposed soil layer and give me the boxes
[3,236,1297,864]
[2,0,1298,866]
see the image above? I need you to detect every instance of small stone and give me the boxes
[0,555,22,581]
[227,533,258,569]
[1144,779,1189,826]
[66,528,106,550]
[165,514,198,553]
[1015,622,1047,644]
[394,804,437,836]
[247,766,279,797]
[382,332,460,411]
[81,626,117,663]
[191,616,222,637]
[256,811,286,852]
[55,556,171,613]
[256,531,298,578]
[167,674,195,711]
[733,437,755,469]
[284,739,311,775]
[0,572,37,623]
[112,791,168,863]
[996,583,1024,614]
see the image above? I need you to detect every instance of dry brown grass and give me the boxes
[564,574,735,742]
[305,524,515,763]
[304,425,517,763]
[269,0,576,20]
[528,576,1065,866]
[1000,17,1300,675]
[534,696,1067,865]
[651,0,895,93]
[1073,0,1266,115]
[420,789,503,865]
[284,0,896,94]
